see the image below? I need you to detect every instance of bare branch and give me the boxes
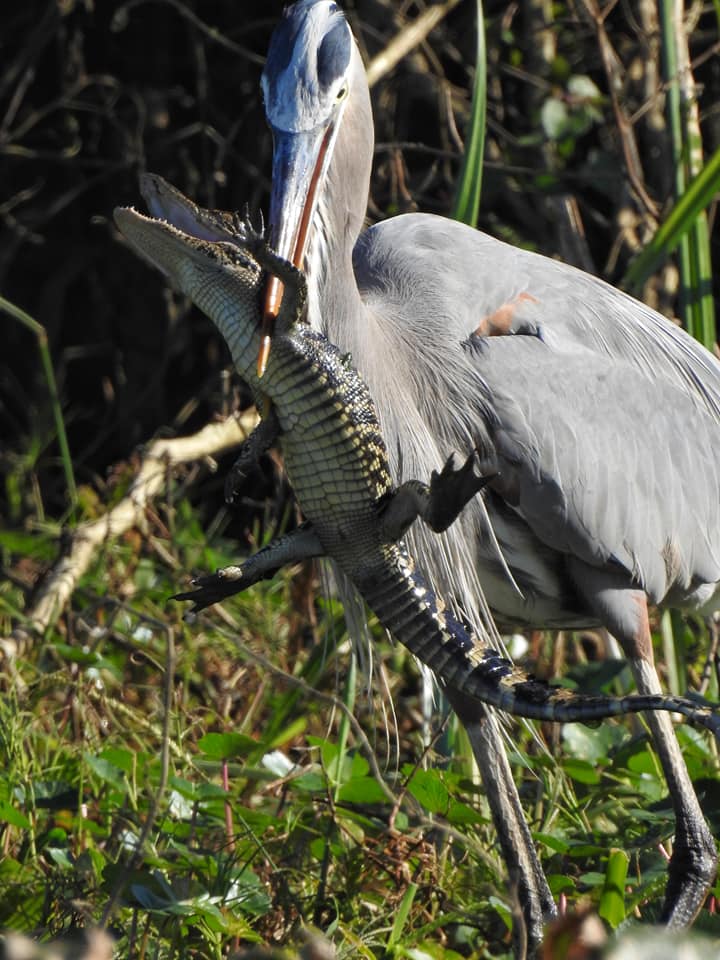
[2,412,258,661]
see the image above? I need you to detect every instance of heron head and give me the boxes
[261,0,355,273]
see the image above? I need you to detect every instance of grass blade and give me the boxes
[387,881,418,948]
[623,144,720,296]
[598,848,629,928]
[451,0,486,226]
[633,0,718,351]
[0,294,77,519]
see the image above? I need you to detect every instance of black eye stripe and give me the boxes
[264,9,303,79]
[317,18,351,90]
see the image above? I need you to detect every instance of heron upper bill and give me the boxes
[259,124,335,376]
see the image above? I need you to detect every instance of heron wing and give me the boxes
[354,213,720,423]
[472,335,720,605]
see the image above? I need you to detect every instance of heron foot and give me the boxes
[660,821,717,927]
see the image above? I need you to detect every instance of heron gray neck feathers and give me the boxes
[297,39,509,633]
[304,42,372,342]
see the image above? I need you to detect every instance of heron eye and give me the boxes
[335,85,348,102]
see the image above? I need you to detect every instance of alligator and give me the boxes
[114,175,720,737]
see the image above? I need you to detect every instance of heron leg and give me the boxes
[629,654,717,926]
[445,687,556,958]
[568,559,717,924]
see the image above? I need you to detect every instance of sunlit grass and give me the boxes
[3,495,720,956]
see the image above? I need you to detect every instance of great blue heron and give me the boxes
[260,0,720,946]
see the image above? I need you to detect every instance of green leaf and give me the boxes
[562,724,626,763]
[53,644,102,666]
[562,757,601,785]
[567,74,602,100]
[337,776,388,805]
[0,802,31,829]
[534,833,571,854]
[547,874,576,895]
[488,895,512,932]
[84,754,128,792]
[445,799,486,826]
[45,847,74,870]
[197,732,259,760]
[541,98,568,140]
[293,772,326,793]
[100,747,137,774]
[406,769,449,814]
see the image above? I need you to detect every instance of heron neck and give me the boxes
[305,45,372,343]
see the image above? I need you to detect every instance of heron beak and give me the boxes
[259,124,334,376]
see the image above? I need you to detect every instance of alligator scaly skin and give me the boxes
[114,182,720,737]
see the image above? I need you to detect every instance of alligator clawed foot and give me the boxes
[224,468,244,504]
[231,208,265,248]
[427,450,497,532]
[173,565,249,612]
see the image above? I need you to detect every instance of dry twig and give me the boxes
[2,412,257,661]
[365,0,462,88]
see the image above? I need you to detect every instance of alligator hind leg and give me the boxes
[381,451,495,542]
[426,451,497,532]
[174,522,323,612]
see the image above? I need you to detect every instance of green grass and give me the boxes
[2,502,720,957]
[0,295,77,523]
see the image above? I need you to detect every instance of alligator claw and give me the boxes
[427,450,496,532]
[173,565,250,612]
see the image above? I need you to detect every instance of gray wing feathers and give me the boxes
[356,214,720,421]
[481,337,720,603]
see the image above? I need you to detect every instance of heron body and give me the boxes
[353,215,720,628]
[261,0,720,946]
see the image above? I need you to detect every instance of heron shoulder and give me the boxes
[353,211,720,420]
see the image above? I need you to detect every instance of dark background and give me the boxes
[1,0,718,526]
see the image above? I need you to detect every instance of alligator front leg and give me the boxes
[381,451,496,542]
[174,522,323,612]
[231,221,308,332]
[225,411,280,504]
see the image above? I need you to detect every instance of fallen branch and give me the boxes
[2,411,257,661]
[365,0,462,88]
